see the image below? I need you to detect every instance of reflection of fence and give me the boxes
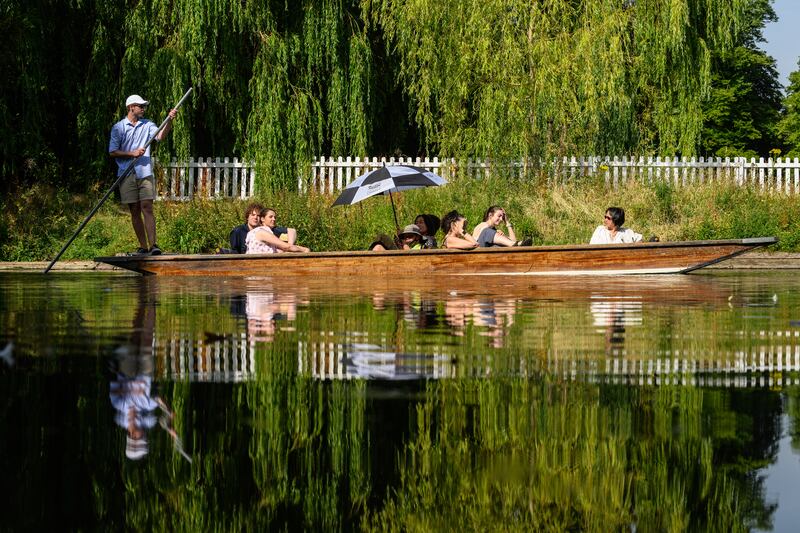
[297,336,800,387]
[157,334,255,382]
[298,340,455,380]
[155,156,800,200]
[152,331,800,386]
[548,349,800,387]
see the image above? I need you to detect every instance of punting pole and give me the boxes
[43,88,193,274]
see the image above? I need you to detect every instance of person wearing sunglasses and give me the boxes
[109,94,178,256]
[590,207,642,244]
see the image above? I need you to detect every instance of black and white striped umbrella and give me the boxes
[331,165,447,207]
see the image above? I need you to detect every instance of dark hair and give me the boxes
[483,205,503,222]
[244,202,264,221]
[606,207,625,227]
[258,207,276,217]
[442,210,465,235]
[415,214,440,236]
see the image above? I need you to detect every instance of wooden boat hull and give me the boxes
[95,237,777,277]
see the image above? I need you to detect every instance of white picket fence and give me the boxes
[157,155,800,200]
[156,157,256,200]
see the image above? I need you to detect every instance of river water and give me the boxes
[1,271,799,531]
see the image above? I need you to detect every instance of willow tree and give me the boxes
[1,1,376,192]
[365,0,747,162]
[117,0,373,190]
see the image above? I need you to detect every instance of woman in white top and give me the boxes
[245,208,311,254]
[590,207,642,244]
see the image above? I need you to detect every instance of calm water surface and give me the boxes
[1,271,799,531]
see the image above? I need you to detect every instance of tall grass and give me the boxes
[1,179,799,261]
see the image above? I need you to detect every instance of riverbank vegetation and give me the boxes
[2,177,798,261]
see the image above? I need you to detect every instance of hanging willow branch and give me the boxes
[364,0,746,161]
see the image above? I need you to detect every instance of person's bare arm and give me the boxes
[257,230,309,252]
[445,234,479,250]
[155,109,178,141]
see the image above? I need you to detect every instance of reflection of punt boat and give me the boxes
[96,237,777,277]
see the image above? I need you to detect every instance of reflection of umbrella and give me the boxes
[332,165,447,230]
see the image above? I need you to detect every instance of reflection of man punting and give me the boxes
[109,280,190,462]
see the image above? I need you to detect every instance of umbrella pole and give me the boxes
[388,190,400,233]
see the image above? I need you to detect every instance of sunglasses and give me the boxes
[604,215,612,220]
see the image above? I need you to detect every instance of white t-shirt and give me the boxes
[589,226,643,244]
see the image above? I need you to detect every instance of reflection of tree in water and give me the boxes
[359,380,780,531]
[707,389,782,531]
[789,389,800,453]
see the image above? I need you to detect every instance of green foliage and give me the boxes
[778,65,800,157]
[700,0,783,157]
[366,0,748,159]
[1,0,770,196]
[158,199,237,254]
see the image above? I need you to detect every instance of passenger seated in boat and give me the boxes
[368,234,398,251]
[441,210,478,249]
[230,205,297,253]
[471,205,531,247]
[369,224,425,251]
[260,208,297,245]
[589,207,642,244]
[229,202,263,253]
[397,224,425,250]
[245,208,311,254]
[415,214,440,249]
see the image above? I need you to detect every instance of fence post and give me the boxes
[232,157,240,198]
[735,157,744,186]
[213,157,220,197]
[178,159,185,200]
[240,158,248,198]
[249,160,255,198]
[223,156,230,197]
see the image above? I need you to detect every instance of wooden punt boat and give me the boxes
[95,237,777,277]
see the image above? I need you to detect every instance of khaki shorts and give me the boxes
[119,174,155,204]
